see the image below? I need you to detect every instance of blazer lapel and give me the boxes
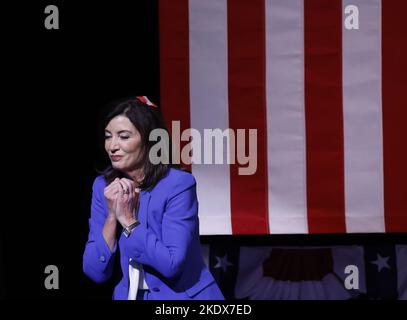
[139,191,151,228]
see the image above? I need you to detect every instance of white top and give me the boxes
[127,258,149,300]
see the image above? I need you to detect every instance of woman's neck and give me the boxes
[125,168,144,185]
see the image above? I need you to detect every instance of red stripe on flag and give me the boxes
[159,0,191,171]
[227,0,269,234]
[304,0,346,233]
[382,0,407,232]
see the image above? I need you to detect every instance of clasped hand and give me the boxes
[104,177,140,227]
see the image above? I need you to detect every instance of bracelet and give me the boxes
[123,220,140,238]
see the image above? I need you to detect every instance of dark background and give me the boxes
[4,0,160,299]
[1,0,406,300]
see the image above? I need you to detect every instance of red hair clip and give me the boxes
[136,96,158,108]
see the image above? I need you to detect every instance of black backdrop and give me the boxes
[4,0,159,299]
[2,0,406,300]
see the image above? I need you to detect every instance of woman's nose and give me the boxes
[108,138,120,153]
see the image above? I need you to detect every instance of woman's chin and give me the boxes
[112,163,124,171]
[112,164,132,176]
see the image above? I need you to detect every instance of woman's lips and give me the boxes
[111,155,123,162]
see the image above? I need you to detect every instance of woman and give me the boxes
[83,96,225,300]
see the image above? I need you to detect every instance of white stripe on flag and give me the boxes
[265,0,308,233]
[342,0,385,232]
[189,0,232,234]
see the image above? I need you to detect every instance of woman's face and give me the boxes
[104,115,143,173]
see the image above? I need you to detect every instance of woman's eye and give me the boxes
[104,136,111,140]
[120,136,130,140]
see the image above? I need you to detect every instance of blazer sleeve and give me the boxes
[83,176,117,283]
[120,173,198,279]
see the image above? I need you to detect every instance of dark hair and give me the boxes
[98,97,184,191]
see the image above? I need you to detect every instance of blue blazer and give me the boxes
[83,168,225,300]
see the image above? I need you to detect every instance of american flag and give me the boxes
[159,0,407,235]
[203,243,407,299]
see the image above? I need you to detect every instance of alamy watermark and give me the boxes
[43,4,360,31]
[149,121,258,175]
[344,264,359,290]
[44,265,59,290]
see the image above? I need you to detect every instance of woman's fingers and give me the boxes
[105,178,121,197]
[105,177,138,201]
[105,178,119,192]
[104,179,121,215]
[121,179,134,195]
[116,179,125,192]
[116,180,126,197]
[111,181,121,195]
[121,177,135,186]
